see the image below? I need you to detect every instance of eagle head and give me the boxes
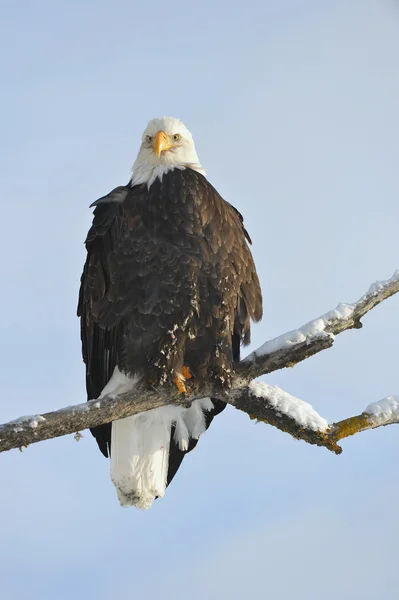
[131,116,205,187]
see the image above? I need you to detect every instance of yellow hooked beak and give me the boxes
[154,130,173,157]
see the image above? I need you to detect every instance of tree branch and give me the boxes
[237,269,399,380]
[1,271,398,455]
[1,382,398,456]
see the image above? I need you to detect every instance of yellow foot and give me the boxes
[173,374,187,394]
[173,367,194,394]
[181,366,192,380]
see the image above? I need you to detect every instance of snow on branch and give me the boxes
[0,271,398,455]
[237,270,399,380]
[229,385,399,454]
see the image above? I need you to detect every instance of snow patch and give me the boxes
[367,270,399,295]
[365,395,399,426]
[245,325,335,360]
[249,381,329,432]
[244,304,355,360]
[9,415,46,432]
[244,269,399,362]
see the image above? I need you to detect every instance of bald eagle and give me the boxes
[78,117,262,509]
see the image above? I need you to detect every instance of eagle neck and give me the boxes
[130,162,206,189]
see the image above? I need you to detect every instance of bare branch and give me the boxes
[331,396,399,441]
[1,271,398,455]
[238,270,399,380]
[0,387,178,454]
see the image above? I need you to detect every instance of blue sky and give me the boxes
[1,1,399,598]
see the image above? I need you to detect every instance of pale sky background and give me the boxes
[1,1,399,598]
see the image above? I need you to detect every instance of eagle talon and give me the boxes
[173,374,187,394]
[181,366,192,380]
[173,366,194,394]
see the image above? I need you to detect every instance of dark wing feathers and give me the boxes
[89,185,130,208]
[78,189,132,456]
[204,183,262,348]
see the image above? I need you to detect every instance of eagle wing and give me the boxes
[78,187,131,456]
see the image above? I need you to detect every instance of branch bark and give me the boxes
[1,383,398,456]
[1,271,398,455]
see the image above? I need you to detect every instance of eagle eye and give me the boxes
[145,135,153,143]
[172,134,181,142]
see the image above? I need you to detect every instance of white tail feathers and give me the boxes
[111,409,172,509]
[100,366,214,509]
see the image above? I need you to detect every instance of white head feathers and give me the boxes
[131,116,206,187]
